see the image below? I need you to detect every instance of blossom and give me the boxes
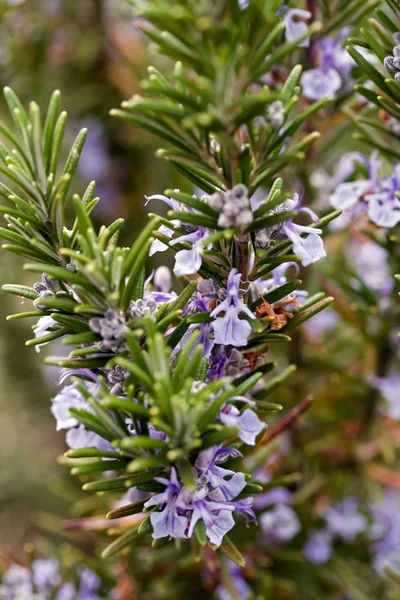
[303,530,333,564]
[281,194,326,267]
[33,315,58,353]
[187,488,236,547]
[351,241,394,298]
[283,8,311,47]
[366,166,400,227]
[210,269,255,347]
[301,67,342,100]
[301,29,354,100]
[376,372,400,419]
[215,561,252,600]
[220,404,265,445]
[145,467,189,540]
[260,503,301,543]
[145,447,252,547]
[51,380,99,430]
[324,499,368,543]
[32,559,61,590]
[171,228,208,276]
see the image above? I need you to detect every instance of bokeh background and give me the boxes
[0,0,180,551]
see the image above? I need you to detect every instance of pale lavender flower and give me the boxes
[187,488,237,547]
[129,297,157,318]
[366,165,400,228]
[260,503,301,544]
[33,315,58,353]
[51,381,99,430]
[0,565,36,600]
[369,490,400,572]
[301,67,342,100]
[145,467,189,540]
[171,227,208,276]
[250,262,308,308]
[329,151,379,211]
[215,561,251,600]
[146,447,252,547]
[219,404,265,445]
[55,584,76,600]
[303,530,333,564]
[77,566,101,599]
[210,269,255,347]
[65,425,109,450]
[281,194,326,266]
[32,559,60,590]
[283,8,311,47]
[301,29,354,99]
[351,241,394,298]
[324,499,367,543]
[376,372,400,419]
[195,446,247,502]
[303,308,339,341]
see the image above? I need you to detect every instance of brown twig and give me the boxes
[257,395,313,446]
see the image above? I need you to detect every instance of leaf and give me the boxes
[101,525,144,558]
[219,536,246,567]
[2,284,37,300]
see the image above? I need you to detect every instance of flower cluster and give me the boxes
[329,152,400,228]
[145,447,254,547]
[0,560,107,600]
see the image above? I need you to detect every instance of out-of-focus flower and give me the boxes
[324,499,368,543]
[301,28,354,100]
[303,530,333,564]
[283,8,312,48]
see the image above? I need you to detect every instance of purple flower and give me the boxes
[77,567,101,599]
[220,404,265,445]
[195,446,247,501]
[303,530,333,564]
[145,468,189,540]
[32,558,60,590]
[301,67,342,100]
[56,583,76,600]
[366,165,400,227]
[324,499,367,543]
[260,503,301,544]
[171,227,208,276]
[33,315,58,353]
[215,561,251,600]
[0,564,33,599]
[210,269,255,347]
[283,8,312,47]
[251,263,308,309]
[51,381,99,430]
[66,425,111,451]
[280,194,326,266]
[369,489,400,572]
[351,241,394,298]
[145,447,251,547]
[376,372,400,419]
[187,488,236,547]
[301,29,354,100]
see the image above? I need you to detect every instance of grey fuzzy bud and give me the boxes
[129,298,157,318]
[89,308,127,352]
[208,192,225,212]
[235,209,253,227]
[267,100,285,128]
[218,213,235,228]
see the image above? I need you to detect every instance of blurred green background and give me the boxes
[0,0,179,552]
